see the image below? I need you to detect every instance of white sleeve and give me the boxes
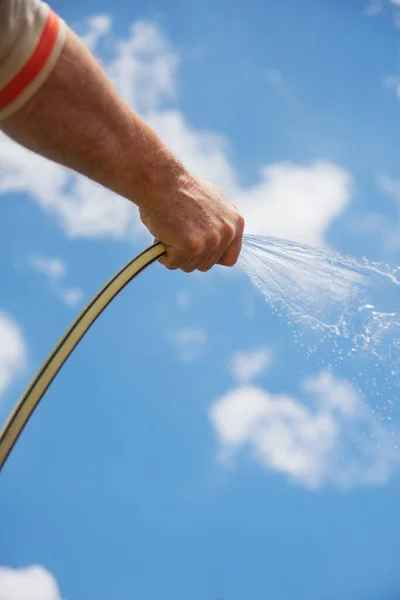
[0,0,66,120]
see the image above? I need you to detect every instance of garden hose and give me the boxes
[0,242,166,471]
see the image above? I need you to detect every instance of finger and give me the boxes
[180,242,217,273]
[158,247,186,270]
[218,231,243,267]
[198,229,235,272]
[180,232,222,273]
[158,237,204,270]
[158,256,179,270]
[181,248,213,273]
[198,244,230,272]
[218,215,245,267]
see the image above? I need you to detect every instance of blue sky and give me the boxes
[1,0,400,598]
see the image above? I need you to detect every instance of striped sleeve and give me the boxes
[0,0,67,120]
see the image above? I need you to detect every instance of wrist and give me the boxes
[114,109,193,210]
[132,148,191,211]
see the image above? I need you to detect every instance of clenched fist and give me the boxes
[139,173,245,273]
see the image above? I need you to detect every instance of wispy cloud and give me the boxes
[370,174,400,249]
[0,311,26,401]
[264,68,296,104]
[365,0,385,15]
[61,287,84,307]
[30,255,66,280]
[210,370,399,489]
[108,20,179,113]
[177,290,191,309]
[366,0,400,24]
[265,68,285,86]
[29,254,84,308]
[79,14,112,52]
[378,174,400,204]
[383,74,400,100]
[231,348,273,383]
[0,16,352,247]
[170,326,207,362]
[0,565,62,600]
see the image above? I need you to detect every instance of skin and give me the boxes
[1,28,245,272]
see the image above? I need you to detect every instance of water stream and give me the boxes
[240,234,400,357]
[240,234,400,424]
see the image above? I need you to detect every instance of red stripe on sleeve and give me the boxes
[0,10,60,111]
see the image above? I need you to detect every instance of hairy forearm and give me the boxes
[0,4,244,272]
[1,28,186,208]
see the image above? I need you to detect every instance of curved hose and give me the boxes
[0,242,166,471]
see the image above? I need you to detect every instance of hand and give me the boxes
[139,173,245,272]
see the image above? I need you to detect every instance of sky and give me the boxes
[2,0,400,598]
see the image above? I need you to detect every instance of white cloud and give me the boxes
[79,14,112,52]
[30,256,66,280]
[170,326,207,362]
[0,136,137,239]
[209,370,399,489]
[29,254,84,308]
[234,161,351,247]
[301,370,359,418]
[231,348,272,383]
[0,565,62,600]
[108,20,179,113]
[0,16,352,247]
[0,311,26,399]
[61,288,84,307]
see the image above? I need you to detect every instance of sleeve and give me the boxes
[0,0,66,120]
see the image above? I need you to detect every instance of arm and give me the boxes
[0,1,244,271]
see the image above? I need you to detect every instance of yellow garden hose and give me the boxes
[0,242,166,471]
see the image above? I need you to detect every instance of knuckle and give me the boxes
[222,221,235,239]
[208,230,220,247]
[187,236,203,255]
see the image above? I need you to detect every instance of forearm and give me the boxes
[0,0,244,272]
[1,28,187,209]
